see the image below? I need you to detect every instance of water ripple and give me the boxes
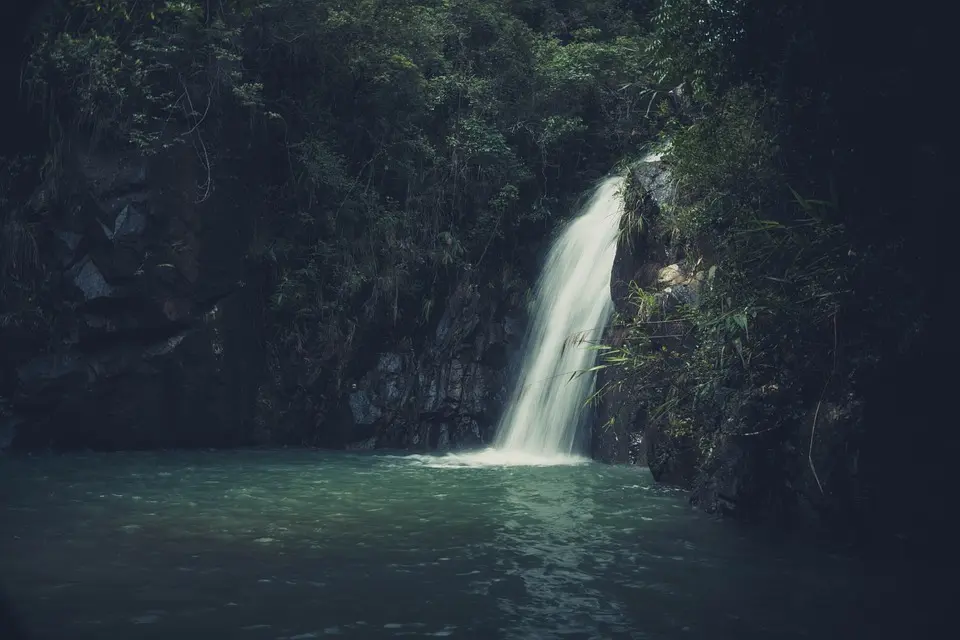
[0,450,877,639]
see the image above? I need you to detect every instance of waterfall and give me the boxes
[493,176,625,458]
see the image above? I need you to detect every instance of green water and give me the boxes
[0,450,880,639]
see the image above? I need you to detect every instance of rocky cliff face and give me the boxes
[344,280,525,451]
[2,141,267,450]
[1,142,527,452]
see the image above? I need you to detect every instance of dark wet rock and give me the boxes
[597,156,684,466]
[344,280,524,451]
[108,203,148,241]
[609,159,676,315]
[645,423,698,488]
[0,399,18,452]
[54,230,82,265]
[3,141,267,450]
[591,366,645,465]
[67,255,115,300]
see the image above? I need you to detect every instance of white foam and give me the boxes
[407,448,589,469]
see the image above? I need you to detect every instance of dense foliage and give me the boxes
[597,0,922,524]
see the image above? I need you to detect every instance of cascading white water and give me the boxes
[493,176,625,459]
